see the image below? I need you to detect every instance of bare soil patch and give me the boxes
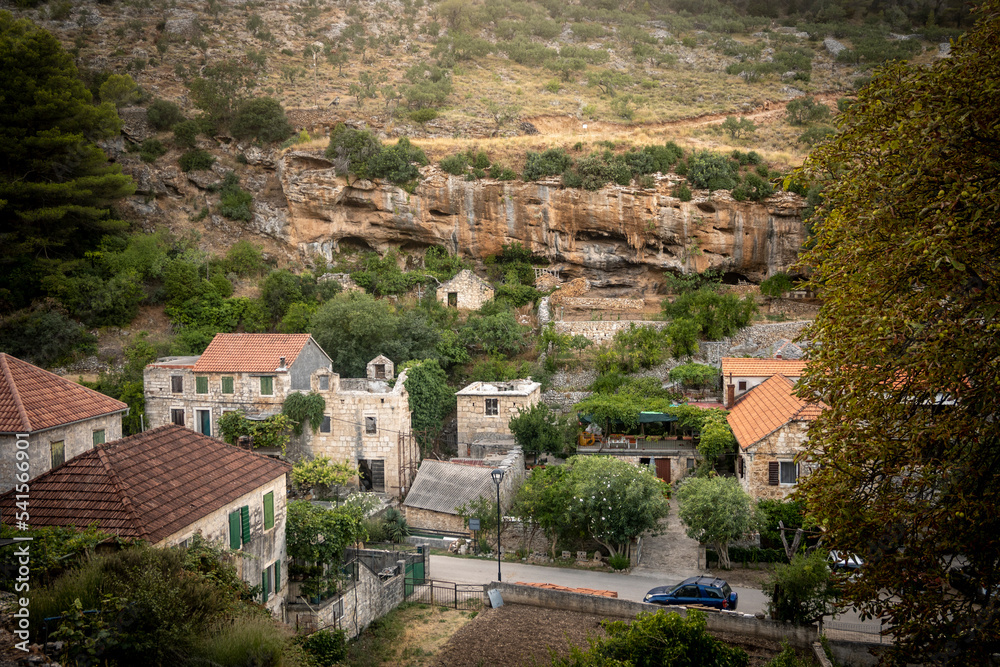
[431,603,814,667]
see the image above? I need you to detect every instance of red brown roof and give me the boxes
[0,425,290,542]
[720,357,808,379]
[0,354,127,434]
[191,334,318,373]
[726,374,825,451]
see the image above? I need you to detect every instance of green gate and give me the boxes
[404,557,425,596]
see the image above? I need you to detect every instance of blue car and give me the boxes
[644,576,738,611]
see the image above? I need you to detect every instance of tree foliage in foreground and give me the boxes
[550,609,748,667]
[793,1,1000,661]
[763,550,836,625]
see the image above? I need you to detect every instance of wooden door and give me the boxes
[655,458,671,483]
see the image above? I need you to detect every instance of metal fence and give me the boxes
[822,620,892,644]
[404,578,485,610]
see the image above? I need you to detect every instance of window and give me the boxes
[171,375,183,393]
[50,441,65,468]
[221,376,234,394]
[359,459,385,492]
[196,409,211,436]
[92,429,106,446]
[365,416,377,434]
[780,461,797,485]
[260,376,274,395]
[229,505,251,549]
[319,375,329,391]
[485,398,499,416]
[263,491,274,530]
[261,561,280,602]
[447,292,458,307]
[686,458,695,470]
[737,381,747,391]
[702,587,723,600]
[374,364,386,379]
[320,416,331,433]
[738,456,744,478]
[171,409,185,426]
[195,376,208,394]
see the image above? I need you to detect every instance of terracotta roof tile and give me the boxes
[0,354,127,433]
[726,375,825,451]
[191,334,317,373]
[720,357,808,380]
[0,425,290,542]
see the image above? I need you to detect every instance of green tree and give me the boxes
[146,99,185,130]
[484,99,521,137]
[686,150,738,190]
[668,362,717,389]
[508,402,571,460]
[99,73,140,108]
[676,475,755,569]
[791,2,1000,661]
[511,465,573,559]
[0,12,135,313]
[662,288,757,340]
[550,609,748,667]
[291,456,357,497]
[762,550,836,625]
[720,116,757,139]
[697,414,736,470]
[402,359,456,454]
[260,269,303,322]
[564,455,670,558]
[188,58,256,128]
[230,97,292,143]
[286,501,367,594]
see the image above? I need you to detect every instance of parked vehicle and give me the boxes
[644,576,738,610]
[828,550,863,573]
[949,565,998,603]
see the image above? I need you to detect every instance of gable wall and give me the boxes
[456,385,540,450]
[739,420,810,501]
[436,271,494,310]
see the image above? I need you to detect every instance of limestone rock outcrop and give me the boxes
[277,151,809,287]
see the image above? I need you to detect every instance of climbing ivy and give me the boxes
[282,392,327,436]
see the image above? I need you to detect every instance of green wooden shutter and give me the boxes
[196,376,208,394]
[240,505,251,544]
[263,492,274,530]
[221,376,234,394]
[260,376,273,395]
[92,429,105,446]
[228,511,241,550]
[261,569,269,602]
[275,560,281,592]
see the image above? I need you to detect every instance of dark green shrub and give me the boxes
[218,172,253,221]
[686,150,738,191]
[674,183,692,201]
[741,173,775,201]
[230,97,292,143]
[146,99,185,130]
[439,153,469,175]
[301,628,347,666]
[0,305,97,367]
[179,149,215,172]
[223,242,266,278]
[409,107,438,123]
[522,148,572,181]
[173,119,200,148]
[798,125,836,146]
[490,163,517,180]
[139,138,168,162]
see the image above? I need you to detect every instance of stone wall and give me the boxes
[557,297,646,311]
[552,320,669,345]
[404,505,467,534]
[160,474,288,618]
[725,321,812,358]
[739,421,811,501]
[456,386,541,449]
[436,269,494,310]
[287,560,406,638]
[0,413,124,494]
[488,583,820,649]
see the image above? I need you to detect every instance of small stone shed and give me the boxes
[403,450,524,534]
[727,374,824,501]
[437,269,494,310]
[455,379,541,456]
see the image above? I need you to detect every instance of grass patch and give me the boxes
[341,602,476,667]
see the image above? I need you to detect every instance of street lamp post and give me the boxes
[491,468,505,581]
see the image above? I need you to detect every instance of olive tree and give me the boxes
[675,475,755,569]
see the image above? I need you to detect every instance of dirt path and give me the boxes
[525,92,842,136]
[630,498,703,580]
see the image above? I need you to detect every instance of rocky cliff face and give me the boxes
[278,151,808,289]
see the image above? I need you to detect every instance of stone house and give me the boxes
[0,353,127,494]
[436,269,494,310]
[726,374,824,501]
[455,379,541,456]
[720,357,808,406]
[143,334,417,498]
[0,424,291,617]
[403,449,525,534]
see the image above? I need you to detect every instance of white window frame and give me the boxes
[779,460,797,485]
[485,398,499,416]
[195,407,212,436]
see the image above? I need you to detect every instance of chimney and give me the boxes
[279,356,286,369]
[726,383,735,409]
[775,353,782,360]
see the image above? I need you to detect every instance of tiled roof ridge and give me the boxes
[95,444,149,541]
[0,354,31,432]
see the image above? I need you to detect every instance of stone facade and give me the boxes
[553,320,669,345]
[144,344,417,498]
[436,269,494,310]
[0,414,123,494]
[160,475,288,617]
[738,421,812,501]
[455,380,541,454]
[404,506,467,534]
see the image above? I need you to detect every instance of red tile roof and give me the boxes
[726,374,825,450]
[0,425,290,542]
[0,354,127,434]
[192,334,318,373]
[720,357,808,379]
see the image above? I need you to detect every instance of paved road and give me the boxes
[429,554,770,613]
